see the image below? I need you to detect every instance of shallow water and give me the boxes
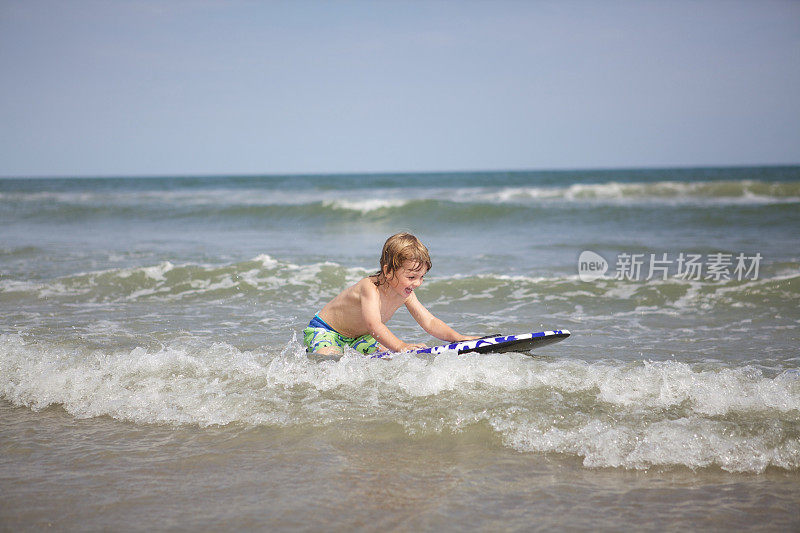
[2,401,799,531]
[1,167,799,529]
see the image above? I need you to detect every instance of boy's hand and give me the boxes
[399,342,427,352]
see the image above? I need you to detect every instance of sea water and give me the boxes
[1,167,799,530]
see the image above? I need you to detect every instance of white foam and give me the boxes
[2,332,797,476]
[252,254,279,269]
[4,180,798,213]
[0,188,308,207]
[0,256,374,304]
[467,180,800,207]
[0,279,47,293]
[322,198,409,213]
[142,261,174,281]
[496,415,800,472]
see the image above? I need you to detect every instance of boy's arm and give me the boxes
[405,293,481,342]
[360,283,426,352]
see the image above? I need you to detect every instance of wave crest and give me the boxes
[1,334,798,473]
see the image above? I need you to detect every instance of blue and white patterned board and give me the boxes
[371,330,570,359]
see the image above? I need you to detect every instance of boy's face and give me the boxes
[385,261,427,298]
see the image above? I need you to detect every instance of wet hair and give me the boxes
[373,233,432,286]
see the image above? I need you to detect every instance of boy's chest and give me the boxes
[376,296,406,323]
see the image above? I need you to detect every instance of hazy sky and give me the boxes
[1,0,799,177]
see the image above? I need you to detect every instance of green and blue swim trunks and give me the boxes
[303,314,379,355]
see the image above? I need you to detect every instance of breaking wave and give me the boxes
[2,180,799,224]
[3,256,797,318]
[1,333,798,473]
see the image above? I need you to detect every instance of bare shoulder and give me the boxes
[355,276,379,297]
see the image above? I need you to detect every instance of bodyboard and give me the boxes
[371,330,570,359]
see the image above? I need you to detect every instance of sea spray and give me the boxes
[2,333,797,473]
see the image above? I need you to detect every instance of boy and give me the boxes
[303,233,480,356]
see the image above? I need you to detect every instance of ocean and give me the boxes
[1,167,799,530]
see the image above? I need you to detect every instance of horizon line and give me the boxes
[1,162,799,180]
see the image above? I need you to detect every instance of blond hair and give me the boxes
[374,233,431,286]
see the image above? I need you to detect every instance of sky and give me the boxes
[1,0,799,177]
